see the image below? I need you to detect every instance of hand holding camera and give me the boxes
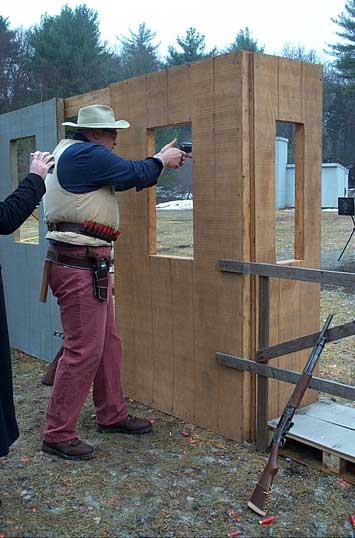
[30,151,55,180]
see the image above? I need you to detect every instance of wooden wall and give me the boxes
[63,51,322,441]
[251,55,322,417]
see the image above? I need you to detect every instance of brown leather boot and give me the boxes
[42,438,95,460]
[97,415,153,434]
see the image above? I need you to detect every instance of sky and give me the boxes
[1,0,348,62]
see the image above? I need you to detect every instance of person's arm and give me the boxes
[0,174,46,234]
[57,142,186,193]
[0,151,54,234]
[89,146,164,192]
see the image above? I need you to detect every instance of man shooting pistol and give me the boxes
[40,104,188,461]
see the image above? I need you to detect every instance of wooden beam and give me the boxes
[257,320,355,362]
[216,353,355,401]
[218,260,355,287]
[256,276,270,450]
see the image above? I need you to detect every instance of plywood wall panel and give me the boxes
[110,80,135,159]
[301,62,323,267]
[118,76,150,257]
[189,63,215,260]
[253,54,278,264]
[252,54,322,419]
[298,63,322,406]
[167,64,191,125]
[171,257,195,421]
[64,88,110,118]
[96,51,323,441]
[266,278,281,420]
[111,80,140,399]
[115,249,136,398]
[112,76,156,405]
[213,53,249,439]
[190,57,219,431]
[146,70,168,129]
[151,256,174,414]
[278,58,302,121]
[276,270,301,412]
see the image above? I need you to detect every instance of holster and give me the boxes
[88,249,110,302]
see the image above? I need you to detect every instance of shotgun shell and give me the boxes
[349,515,355,528]
[259,516,276,525]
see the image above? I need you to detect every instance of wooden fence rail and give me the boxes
[217,259,355,450]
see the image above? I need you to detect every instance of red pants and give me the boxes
[42,245,128,443]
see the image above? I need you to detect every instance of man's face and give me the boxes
[97,129,118,151]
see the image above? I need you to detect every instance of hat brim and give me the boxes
[62,119,130,129]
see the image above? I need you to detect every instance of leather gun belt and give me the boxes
[46,248,96,270]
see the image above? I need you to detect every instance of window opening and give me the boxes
[152,123,193,257]
[11,136,38,244]
[275,121,304,262]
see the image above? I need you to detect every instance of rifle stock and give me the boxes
[247,442,279,516]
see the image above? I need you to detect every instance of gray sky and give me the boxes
[1,0,347,61]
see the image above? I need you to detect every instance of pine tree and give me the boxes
[28,4,116,100]
[0,16,21,112]
[225,27,264,53]
[165,27,216,67]
[325,0,355,164]
[328,0,355,82]
[116,23,162,79]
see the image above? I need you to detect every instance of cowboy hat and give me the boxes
[62,104,130,129]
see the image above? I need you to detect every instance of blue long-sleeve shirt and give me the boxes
[57,140,163,193]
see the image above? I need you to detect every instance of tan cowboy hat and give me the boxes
[62,104,130,129]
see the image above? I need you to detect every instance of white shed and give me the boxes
[275,137,349,208]
[319,163,348,207]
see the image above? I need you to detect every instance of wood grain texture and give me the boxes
[64,88,110,119]
[56,52,324,442]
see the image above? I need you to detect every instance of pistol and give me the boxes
[179,141,192,153]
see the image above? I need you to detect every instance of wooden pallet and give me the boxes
[268,400,355,483]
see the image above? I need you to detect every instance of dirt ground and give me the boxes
[0,352,354,538]
[1,210,355,538]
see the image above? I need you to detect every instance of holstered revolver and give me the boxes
[87,249,110,301]
[93,257,110,301]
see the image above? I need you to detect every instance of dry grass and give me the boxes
[0,352,354,538]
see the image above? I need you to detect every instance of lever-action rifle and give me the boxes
[248,313,333,517]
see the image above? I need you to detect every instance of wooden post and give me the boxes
[256,275,270,450]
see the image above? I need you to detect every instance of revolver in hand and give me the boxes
[179,141,192,154]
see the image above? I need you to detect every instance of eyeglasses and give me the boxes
[102,129,117,140]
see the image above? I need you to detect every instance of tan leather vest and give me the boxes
[44,139,119,246]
